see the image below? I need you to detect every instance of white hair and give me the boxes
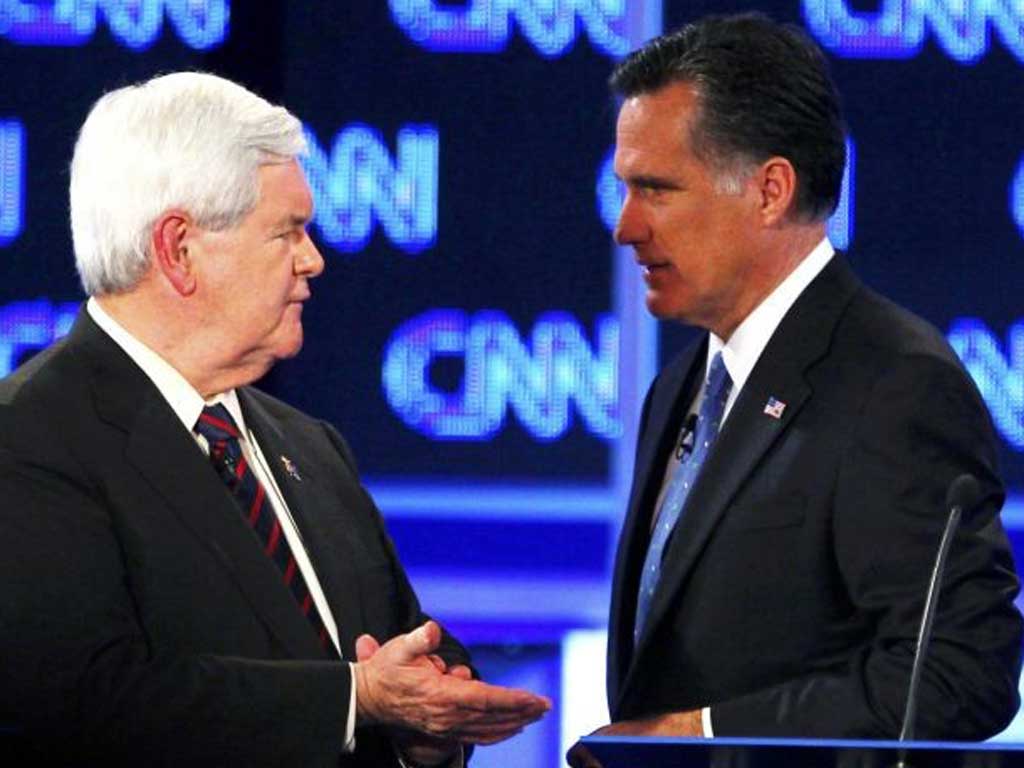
[70,71,307,296]
[711,168,748,196]
[706,150,757,197]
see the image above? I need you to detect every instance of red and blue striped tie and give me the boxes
[195,404,336,655]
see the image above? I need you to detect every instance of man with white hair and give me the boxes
[0,72,549,767]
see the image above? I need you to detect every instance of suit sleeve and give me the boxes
[0,411,355,767]
[710,354,1023,739]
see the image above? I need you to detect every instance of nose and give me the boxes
[613,190,649,247]
[295,231,325,278]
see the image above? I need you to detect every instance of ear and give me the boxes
[756,157,798,227]
[150,210,197,296]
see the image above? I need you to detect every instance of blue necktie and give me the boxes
[634,352,733,645]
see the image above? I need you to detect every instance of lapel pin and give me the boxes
[280,455,302,481]
[763,396,786,419]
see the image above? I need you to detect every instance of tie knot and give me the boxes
[699,352,733,427]
[195,404,241,444]
[706,352,731,398]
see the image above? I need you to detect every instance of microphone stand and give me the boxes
[893,503,964,768]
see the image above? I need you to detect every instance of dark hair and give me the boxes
[610,13,846,221]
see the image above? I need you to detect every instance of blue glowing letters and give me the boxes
[0,301,78,377]
[382,309,621,440]
[0,120,24,247]
[803,0,1024,63]
[0,0,228,50]
[1012,155,1024,241]
[302,124,438,255]
[388,0,628,57]
[826,137,855,250]
[595,150,622,234]
[949,319,1024,450]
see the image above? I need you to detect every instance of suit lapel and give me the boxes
[618,255,862,710]
[607,338,705,709]
[74,311,326,660]
[239,391,365,659]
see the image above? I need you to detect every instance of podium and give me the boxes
[578,736,1024,768]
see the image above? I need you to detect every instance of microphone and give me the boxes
[674,414,698,460]
[897,473,983,753]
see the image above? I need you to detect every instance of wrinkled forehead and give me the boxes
[616,82,701,141]
[253,159,314,221]
[614,85,702,167]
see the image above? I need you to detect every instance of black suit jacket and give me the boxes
[608,255,1023,738]
[0,309,468,766]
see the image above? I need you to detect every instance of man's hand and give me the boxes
[353,621,551,750]
[565,711,703,768]
[355,631,473,766]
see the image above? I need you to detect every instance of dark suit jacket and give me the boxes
[608,255,1023,738]
[0,309,469,766]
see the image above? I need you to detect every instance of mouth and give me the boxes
[639,262,671,277]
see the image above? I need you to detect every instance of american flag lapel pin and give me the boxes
[280,455,302,481]
[763,396,786,419]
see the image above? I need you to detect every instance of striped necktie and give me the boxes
[194,404,336,655]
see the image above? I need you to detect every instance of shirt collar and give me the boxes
[86,297,246,435]
[707,237,835,390]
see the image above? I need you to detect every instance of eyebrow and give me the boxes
[618,173,683,190]
[276,213,312,229]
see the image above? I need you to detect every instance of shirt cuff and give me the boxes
[343,661,358,752]
[701,706,713,737]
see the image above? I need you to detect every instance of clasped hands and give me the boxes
[354,621,551,766]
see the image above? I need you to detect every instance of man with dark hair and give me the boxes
[570,14,1021,761]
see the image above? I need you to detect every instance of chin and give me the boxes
[279,316,307,355]
[278,337,304,360]
[644,294,679,321]
[645,287,700,324]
